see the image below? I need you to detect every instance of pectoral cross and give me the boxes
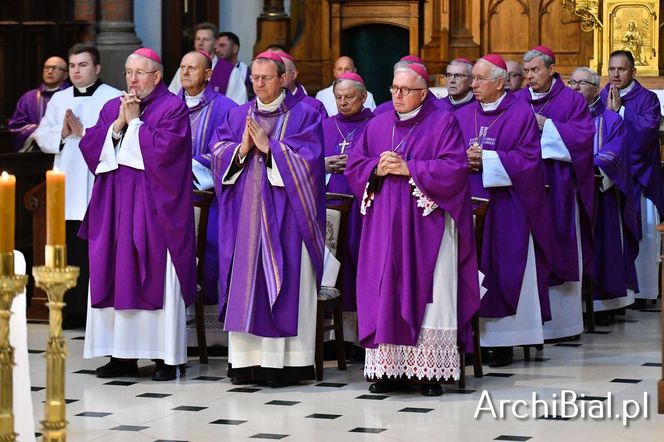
[338,139,350,154]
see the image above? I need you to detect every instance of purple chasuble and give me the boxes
[180,84,237,304]
[323,107,374,311]
[515,75,595,285]
[210,92,325,338]
[344,97,480,351]
[591,100,640,300]
[600,81,664,220]
[79,82,197,309]
[455,93,554,321]
[209,58,235,95]
[436,94,476,113]
[292,82,328,119]
[8,82,69,150]
[374,91,454,115]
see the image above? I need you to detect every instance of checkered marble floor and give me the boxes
[24,303,664,441]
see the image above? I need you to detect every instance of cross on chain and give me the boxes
[338,139,350,154]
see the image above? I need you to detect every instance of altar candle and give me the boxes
[46,170,66,246]
[0,171,16,253]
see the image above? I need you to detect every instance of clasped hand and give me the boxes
[112,91,141,134]
[376,151,409,177]
[467,145,482,172]
[606,85,622,112]
[61,109,84,139]
[326,155,348,173]
[239,116,270,158]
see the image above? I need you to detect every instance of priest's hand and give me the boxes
[535,113,547,131]
[239,116,254,159]
[65,109,84,138]
[61,111,72,139]
[607,85,622,112]
[123,91,141,124]
[247,117,270,154]
[380,151,410,177]
[326,155,347,173]
[467,145,482,172]
[113,99,127,134]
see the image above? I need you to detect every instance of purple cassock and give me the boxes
[515,75,595,285]
[373,91,461,115]
[455,93,554,320]
[322,107,374,311]
[292,83,328,119]
[79,82,197,309]
[600,81,664,221]
[210,92,326,338]
[209,58,235,95]
[8,81,69,150]
[591,99,640,299]
[436,94,476,113]
[180,84,237,304]
[344,96,480,351]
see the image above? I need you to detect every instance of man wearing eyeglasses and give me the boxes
[34,44,121,330]
[345,61,479,397]
[505,60,524,92]
[440,58,475,111]
[8,56,70,151]
[79,48,196,382]
[600,50,664,309]
[515,46,595,344]
[569,67,640,324]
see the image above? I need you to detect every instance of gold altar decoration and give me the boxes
[0,252,28,442]
[33,245,79,442]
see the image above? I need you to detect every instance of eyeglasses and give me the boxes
[389,86,425,96]
[445,73,471,81]
[471,76,498,83]
[123,70,158,79]
[250,75,277,83]
[568,80,598,87]
[44,65,66,72]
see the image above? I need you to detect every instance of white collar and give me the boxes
[257,90,286,112]
[449,90,473,105]
[184,89,204,108]
[529,77,557,100]
[75,81,97,93]
[480,92,507,111]
[619,80,636,97]
[397,104,422,121]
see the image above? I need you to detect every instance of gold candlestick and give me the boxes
[0,252,28,442]
[33,246,78,442]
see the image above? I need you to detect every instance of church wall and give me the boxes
[134,0,162,56]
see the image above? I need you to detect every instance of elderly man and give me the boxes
[9,56,69,151]
[210,51,325,386]
[79,48,197,381]
[601,50,664,307]
[322,72,374,343]
[315,56,376,116]
[457,54,553,367]
[34,44,121,329]
[515,46,595,342]
[505,60,524,91]
[273,51,327,118]
[569,67,639,322]
[440,58,475,111]
[169,22,247,105]
[345,62,479,396]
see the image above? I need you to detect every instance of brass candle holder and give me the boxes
[32,245,79,442]
[0,251,28,442]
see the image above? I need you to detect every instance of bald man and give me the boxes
[315,56,376,116]
[9,56,70,150]
[505,60,524,91]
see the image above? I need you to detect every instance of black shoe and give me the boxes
[152,360,178,381]
[95,358,138,378]
[421,384,443,396]
[368,379,404,394]
[594,312,613,326]
[627,299,648,310]
[488,347,513,368]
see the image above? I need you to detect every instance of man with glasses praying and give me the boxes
[600,50,664,308]
[505,60,524,91]
[79,47,196,382]
[9,56,70,151]
[440,58,475,111]
[345,61,479,397]
[569,67,639,324]
[34,44,121,329]
[514,46,595,346]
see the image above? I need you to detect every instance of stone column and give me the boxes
[95,0,142,89]
[254,0,291,54]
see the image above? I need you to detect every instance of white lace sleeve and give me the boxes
[409,178,439,216]
[360,181,375,215]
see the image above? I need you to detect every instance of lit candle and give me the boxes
[0,171,16,253]
[46,170,66,246]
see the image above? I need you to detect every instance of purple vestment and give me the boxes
[79,82,197,309]
[180,84,237,304]
[515,75,595,285]
[292,83,328,119]
[210,92,325,338]
[8,82,69,150]
[455,93,553,320]
[322,107,374,311]
[373,91,456,115]
[344,97,480,351]
[591,100,640,299]
[209,58,235,95]
[600,81,664,220]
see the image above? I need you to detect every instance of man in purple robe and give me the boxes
[600,50,663,307]
[439,57,475,112]
[323,72,374,344]
[179,50,237,345]
[569,67,640,323]
[275,50,328,119]
[345,61,480,396]
[210,51,325,386]
[8,56,69,151]
[457,54,553,367]
[79,48,197,381]
[515,46,595,341]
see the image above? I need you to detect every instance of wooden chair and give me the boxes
[459,198,488,388]
[314,192,354,381]
[187,189,215,364]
